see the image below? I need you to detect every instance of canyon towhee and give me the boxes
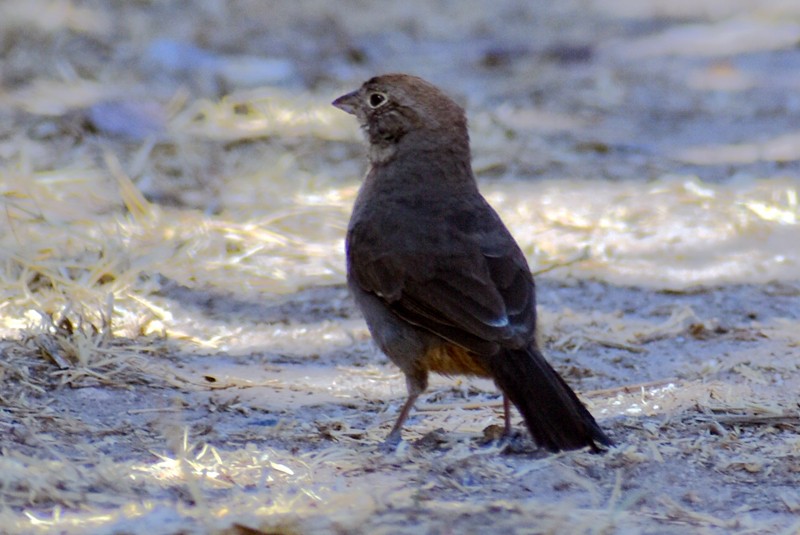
[333,74,611,452]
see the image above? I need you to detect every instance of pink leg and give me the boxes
[503,395,512,436]
[385,391,421,445]
[385,372,427,445]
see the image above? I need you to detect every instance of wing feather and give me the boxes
[349,225,535,354]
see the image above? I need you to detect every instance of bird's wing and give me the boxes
[348,205,536,355]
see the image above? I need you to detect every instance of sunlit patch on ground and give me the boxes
[1,1,800,533]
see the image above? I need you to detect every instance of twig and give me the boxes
[584,378,678,398]
[416,400,503,412]
[584,336,647,353]
[531,247,590,276]
[706,414,800,427]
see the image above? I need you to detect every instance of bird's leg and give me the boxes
[384,370,428,446]
[385,392,420,445]
[503,394,512,436]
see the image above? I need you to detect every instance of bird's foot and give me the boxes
[378,430,403,453]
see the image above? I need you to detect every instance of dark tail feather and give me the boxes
[490,345,612,452]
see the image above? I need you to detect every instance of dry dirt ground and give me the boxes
[1,1,800,534]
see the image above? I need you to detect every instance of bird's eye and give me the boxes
[368,92,388,108]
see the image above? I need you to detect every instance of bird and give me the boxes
[332,73,611,452]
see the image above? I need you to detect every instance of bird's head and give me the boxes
[332,74,469,164]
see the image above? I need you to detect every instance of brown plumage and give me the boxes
[333,74,611,452]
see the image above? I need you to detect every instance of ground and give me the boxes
[1,1,799,534]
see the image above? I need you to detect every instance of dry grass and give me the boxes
[1,1,800,534]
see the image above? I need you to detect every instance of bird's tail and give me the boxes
[490,345,612,452]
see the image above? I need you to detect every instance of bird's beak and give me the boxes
[332,90,359,115]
